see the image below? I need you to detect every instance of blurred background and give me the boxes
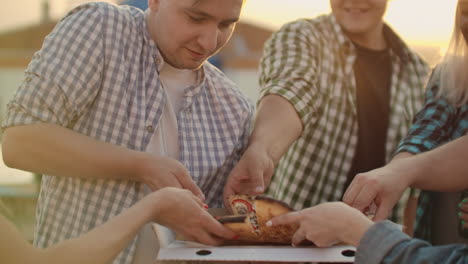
[0,0,457,241]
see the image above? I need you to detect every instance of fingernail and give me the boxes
[203,204,209,209]
[266,220,272,227]
[255,186,264,193]
[233,235,239,240]
[215,216,221,220]
[198,194,206,200]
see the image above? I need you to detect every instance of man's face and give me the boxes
[147,0,243,70]
[330,0,388,38]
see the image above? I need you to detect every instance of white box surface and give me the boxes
[154,224,356,263]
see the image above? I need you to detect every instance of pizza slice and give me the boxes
[217,194,298,244]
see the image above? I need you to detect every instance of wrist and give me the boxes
[248,139,280,165]
[343,215,373,246]
[144,191,166,223]
[133,151,152,184]
[389,155,422,188]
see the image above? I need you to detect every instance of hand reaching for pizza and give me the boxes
[151,187,236,245]
[268,202,373,247]
[343,158,412,221]
[223,143,275,210]
[137,154,205,201]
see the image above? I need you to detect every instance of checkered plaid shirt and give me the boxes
[261,15,430,222]
[2,3,253,264]
[396,69,468,241]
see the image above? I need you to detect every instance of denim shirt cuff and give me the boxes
[355,220,410,264]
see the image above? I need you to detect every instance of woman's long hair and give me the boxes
[438,2,468,106]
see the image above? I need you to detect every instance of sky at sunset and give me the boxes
[0,0,459,49]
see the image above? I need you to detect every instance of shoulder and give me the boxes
[59,2,144,30]
[405,48,430,74]
[265,15,337,50]
[203,63,254,114]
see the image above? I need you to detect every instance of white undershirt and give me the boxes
[131,63,195,264]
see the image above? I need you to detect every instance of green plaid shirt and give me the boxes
[261,14,430,222]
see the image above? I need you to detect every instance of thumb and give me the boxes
[223,184,235,211]
[251,171,265,194]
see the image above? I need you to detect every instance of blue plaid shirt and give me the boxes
[2,3,254,264]
[396,69,468,242]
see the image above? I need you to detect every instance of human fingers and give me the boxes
[459,199,468,213]
[251,171,265,194]
[146,175,182,191]
[179,188,205,208]
[373,198,394,221]
[261,165,275,191]
[175,171,205,201]
[347,177,379,212]
[201,214,237,240]
[192,228,224,246]
[267,211,302,227]
[342,174,367,207]
[291,226,307,246]
[458,201,468,230]
[223,183,236,211]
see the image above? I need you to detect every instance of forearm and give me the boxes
[38,193,157,264]
[2,123,146,182]
[250,94,302,164]
[393,136,468,192]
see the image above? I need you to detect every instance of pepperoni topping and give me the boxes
[232,199,254,213]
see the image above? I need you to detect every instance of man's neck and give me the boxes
[160,62,196,88]
[346,26,387,51]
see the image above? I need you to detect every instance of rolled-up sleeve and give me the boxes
[2,4,104,130]
[258,20,325,127]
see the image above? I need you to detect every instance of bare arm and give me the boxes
[223,95,302,199]
[250,94,303,166]
[344,135,468,220]
[0,188,235,264]
[404,135,468,191]
[3,123,145,181]
[2,123,203,198]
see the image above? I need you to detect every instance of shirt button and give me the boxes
[146,125,154,133]
[155,58,161,64]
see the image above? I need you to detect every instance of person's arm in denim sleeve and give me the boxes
[357,220,468,264]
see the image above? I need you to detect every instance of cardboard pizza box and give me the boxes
[153,208,355,263]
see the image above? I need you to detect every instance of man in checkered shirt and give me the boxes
[1,0,253,263]
[225,0,430,225]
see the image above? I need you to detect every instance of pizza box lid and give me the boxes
[153,208,355,263]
